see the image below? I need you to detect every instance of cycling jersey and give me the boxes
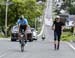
[17,18,28,25]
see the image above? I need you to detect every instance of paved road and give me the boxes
[0,0,75,58]
[44,0,53,26]
[0,26,75,58]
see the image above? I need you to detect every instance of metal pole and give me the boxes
[42,0,47,38]
[5,0,9,37]
[35,18,36,31]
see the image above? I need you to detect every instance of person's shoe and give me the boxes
[57,46,59,50]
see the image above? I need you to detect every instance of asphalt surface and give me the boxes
[0,26,75,58]
[0,0,75,58]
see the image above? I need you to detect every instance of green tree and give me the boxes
[68,6,75,14]
[0,0,45,36]
[63,0,75,15]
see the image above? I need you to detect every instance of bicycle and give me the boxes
[19,29,26,52]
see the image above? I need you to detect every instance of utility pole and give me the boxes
[0,0,13,37]
[5,0,9,37]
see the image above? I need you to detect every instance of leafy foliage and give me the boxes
[0,0,45,36]
[68,6,75,15]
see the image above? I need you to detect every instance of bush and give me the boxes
[0,33,4,38]
[61,32,73,41]
[63,28,71,32]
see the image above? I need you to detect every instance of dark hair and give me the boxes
[55,18,60,21]
[20,17,23,20]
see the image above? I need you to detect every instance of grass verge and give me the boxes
[61,32,75,42]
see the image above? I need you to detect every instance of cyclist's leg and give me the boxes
[28,33,33,42]
[19,27,23,44]
[18,33,21,43]
[24,32,27,43]
[18,26,22,43]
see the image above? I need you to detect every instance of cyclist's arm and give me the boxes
[24,19,28,30]
[25,19,28,25]
[17,19,20,33]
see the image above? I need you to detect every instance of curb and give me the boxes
[0,38,10,40]
[66,42,75,51]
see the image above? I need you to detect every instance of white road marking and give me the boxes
[66,42,75,51]
[0,53,7,58]
[0,50,17,58]
[0,38,10,40]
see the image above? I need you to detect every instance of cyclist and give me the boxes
[17,15,28,43]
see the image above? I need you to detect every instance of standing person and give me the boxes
[52,16,65,50]
[17,15,28,43]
